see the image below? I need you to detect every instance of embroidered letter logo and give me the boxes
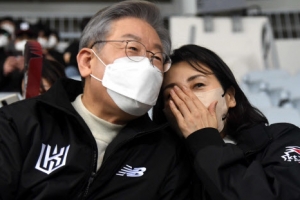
[35,144,70,174]
[281,146,300,163]
[116,165,146,177]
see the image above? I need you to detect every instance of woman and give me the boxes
[153,44,300,200]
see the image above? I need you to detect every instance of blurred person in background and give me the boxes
[0,16,14,53]
[63,16,91,78]
[0,16,16,43]
[21,57,66,97]
[36,21,65,66]
[0,20,37,92]
[13,20,38,55]
[0,28,11,61]
[0,17,16,90]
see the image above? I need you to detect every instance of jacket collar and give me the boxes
[103,114,168,162]
[235,123,273,156]
[38,78,83,113]
[38,78,168,163]
[39,77,166,136]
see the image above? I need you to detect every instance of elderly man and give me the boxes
[0,1,192,199]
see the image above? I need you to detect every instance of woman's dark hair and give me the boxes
[153,44,268,136]
[40,58,66,93]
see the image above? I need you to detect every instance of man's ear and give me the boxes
[77,48,93,78]
[225,86,236,108]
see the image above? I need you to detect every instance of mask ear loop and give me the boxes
[90,49,107,82]
[221,88,228,120]
[221,90,226,97]
[90,49,107,67]
[90,74,102,82]
[222,113,228,121]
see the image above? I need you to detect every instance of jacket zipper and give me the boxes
[37,102,99,199]
[82,150,98,199]
[83,171,97,198]
[81,123,168,198]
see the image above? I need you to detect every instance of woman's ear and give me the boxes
[225,86,236,108]
[77,48,93,78]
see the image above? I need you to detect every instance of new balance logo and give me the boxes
[35,144,70,175]
[116,165,146,177]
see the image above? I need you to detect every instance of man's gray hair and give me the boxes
[79,0,171,54]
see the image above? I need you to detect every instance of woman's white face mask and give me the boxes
[194,87,228,132]
[164,87,228,135]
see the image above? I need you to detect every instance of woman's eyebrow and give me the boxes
[187,74,206,82]
[162,83,176,92]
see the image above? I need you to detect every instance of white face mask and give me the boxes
[1,23,15,36]
[47,35,58,49]
[195,87,228,132]
[15,39,27,53]
[0,35,9,47]
[37,37,48,49]
[90,49,163,116]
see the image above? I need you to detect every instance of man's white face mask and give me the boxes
[90,49,163,116]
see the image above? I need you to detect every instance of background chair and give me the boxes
[260,107,300,127]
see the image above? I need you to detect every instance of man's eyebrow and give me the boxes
[153,43,163,53]
[121,34,163,52]
[162,74,206,92]
[121,33,141,41]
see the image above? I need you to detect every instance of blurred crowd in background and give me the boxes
[0,16,91,94]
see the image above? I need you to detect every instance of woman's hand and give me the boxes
[168,85,218,138]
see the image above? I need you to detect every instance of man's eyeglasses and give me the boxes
[90,40,171,72]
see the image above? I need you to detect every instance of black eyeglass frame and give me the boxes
[90,40,171,72]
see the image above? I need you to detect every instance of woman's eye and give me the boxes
[194,83,204,89]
